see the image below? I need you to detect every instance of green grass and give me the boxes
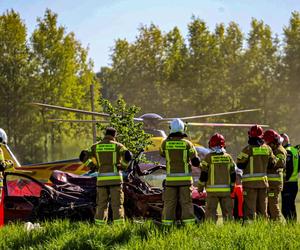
[1,220,300,250]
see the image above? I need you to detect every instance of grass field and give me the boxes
[1,219,300,250]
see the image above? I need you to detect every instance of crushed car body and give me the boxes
[2,162,206,224]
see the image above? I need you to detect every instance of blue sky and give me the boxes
[0,0,299,71]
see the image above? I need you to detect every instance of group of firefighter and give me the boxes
[0,120,299,225]
[78,119,299,225]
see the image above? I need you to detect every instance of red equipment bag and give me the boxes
[231,184,243,219]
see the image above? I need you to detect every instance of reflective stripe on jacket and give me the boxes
[285,146,299,182]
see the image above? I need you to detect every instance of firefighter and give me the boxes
[0,128,8,171]
[0,129,7,213]
[160,118,200,226]
[237,125,277,220]
[80,127,132,225]
[198,133,236,222]
[280,133,299,221]
[0,128,13,171]
[0,128,13,226]
[263,129,287,221]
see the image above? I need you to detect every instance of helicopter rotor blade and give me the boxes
[30,102,110,117]
[47,119,110,123]
[30,103,144,122]
[186,122,269,127]
[161,108,261,121]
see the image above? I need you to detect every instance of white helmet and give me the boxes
[170,118,185,134]
[280,133,290,147]
[0,128,8,144]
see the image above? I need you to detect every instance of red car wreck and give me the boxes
[1,156,207,224]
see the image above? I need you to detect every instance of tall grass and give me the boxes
[1,220,300,250]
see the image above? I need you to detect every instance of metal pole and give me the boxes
[90,84,97,143]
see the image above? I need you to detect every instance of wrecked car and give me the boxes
[2,153,206,224]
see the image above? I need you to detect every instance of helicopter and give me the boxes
[30,102,268,151]
[3,103,267,183]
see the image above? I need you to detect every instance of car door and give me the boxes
[4,173,44,223]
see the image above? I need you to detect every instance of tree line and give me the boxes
[1,9,300,163]
[98,12,300,155]
[0,9,97,163]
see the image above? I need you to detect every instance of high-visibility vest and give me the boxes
[241,146,270,183]
[94,144,123,182]
[164,140,193,182]
[286,146,299,182]
[203,154,234,192]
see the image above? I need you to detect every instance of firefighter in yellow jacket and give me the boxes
[198,133,236,222]
[263,129,287,220]
[0,128,13,171]
[0,128,14,204]
[160,119,200,226]
[237,125,277,220]
[80,127,132,225]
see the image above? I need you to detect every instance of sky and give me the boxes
[0,0,299,71]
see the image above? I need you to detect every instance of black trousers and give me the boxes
[281,182,298,221]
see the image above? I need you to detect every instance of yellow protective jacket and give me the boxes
[267,145,286,189]
[199,151,236,195]
[0,144,13,171]
[160,135,198,186]
[237,144,277,188]
[0,147,4,162]
[86,135,130,186]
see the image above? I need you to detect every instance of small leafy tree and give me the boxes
[97,97,152,155]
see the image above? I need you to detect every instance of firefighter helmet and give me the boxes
[280,133,290,147]
[170,118,185,134]
[0,128,7,144]
[248,125,264,138]
[209,133,225,148]
[263,129,282,144]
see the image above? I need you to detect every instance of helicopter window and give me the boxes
[144,129,167,137]
[195,146,210,160]
[144,151,165,165]
[141,169,166,188]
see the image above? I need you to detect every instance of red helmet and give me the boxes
[209,133,225,148]
[248,125,264,138]
[263,129,281,144]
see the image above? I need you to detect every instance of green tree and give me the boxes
[0,10,43,162]
[97,97,152,155]
[31,9,97,161]
[241,19,280,126]
[99,24,167,114]
[281,11,300,142]
[160,27,188,117]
